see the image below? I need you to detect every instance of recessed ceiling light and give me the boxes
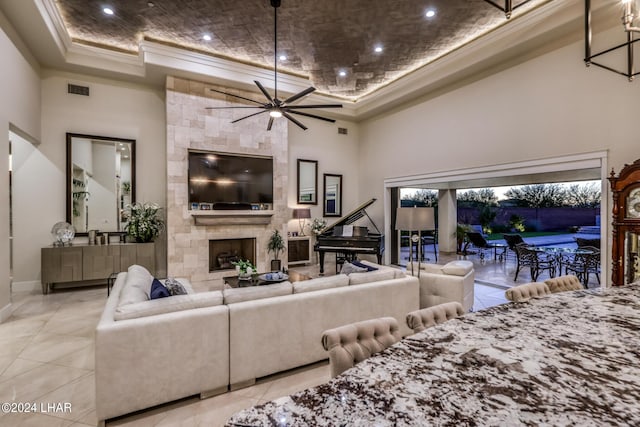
[425,9,436,18]
[279,54,287,61]
[103,7,114,15]
[339,70,347,77]
[203,34,212,41]
[374,45,383,53]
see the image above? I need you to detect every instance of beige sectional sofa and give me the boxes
[95,262,419,423]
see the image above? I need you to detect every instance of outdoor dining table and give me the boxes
[226,283,640,426]
[531,246,596,273]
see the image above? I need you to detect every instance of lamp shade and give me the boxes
[395,207,435,230]
[292,208,311,219]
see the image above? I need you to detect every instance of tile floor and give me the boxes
[0,256,514,427]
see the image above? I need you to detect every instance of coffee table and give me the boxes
[223,270,312,288]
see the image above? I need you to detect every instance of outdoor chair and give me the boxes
[513,244,556,281]
[503,234,531,260]
[565,246,600,288]
[465,231,504,261]
[576,237,601,249]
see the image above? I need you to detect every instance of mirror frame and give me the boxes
[323,173,343,217]
[297,159,318,205]
[66,133,136,235]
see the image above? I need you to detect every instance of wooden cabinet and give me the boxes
[41,242,155,294]
[609,160,640,286]
[288,237,311,265]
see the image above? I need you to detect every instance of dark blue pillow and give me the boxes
[150,278,170,299]
[352,260,378,272]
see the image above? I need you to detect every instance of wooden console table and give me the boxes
[41,242,155,294]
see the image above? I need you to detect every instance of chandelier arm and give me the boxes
[281,111,308,130]
[209,88,267,106]
[286,104,343,109]
[286,109,336,123]
[282,87,316,105]
[231,109,269,123]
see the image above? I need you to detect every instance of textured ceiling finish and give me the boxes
[54,0,547,99]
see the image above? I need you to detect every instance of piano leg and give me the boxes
[376,253,383,265]
[319,251,326,275]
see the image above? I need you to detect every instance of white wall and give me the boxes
[287,119,360,233]
[359,31,640,227]
[0,11,40,321]
[11,70,167,286]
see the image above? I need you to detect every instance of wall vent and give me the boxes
[338,127,348,135]
[68,84,90,96]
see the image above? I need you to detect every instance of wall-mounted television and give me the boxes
[188,151,273,209]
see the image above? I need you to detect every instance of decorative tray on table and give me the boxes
[257,273,289,283]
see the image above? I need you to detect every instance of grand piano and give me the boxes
[314,198,384,274]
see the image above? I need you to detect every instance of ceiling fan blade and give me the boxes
[282,111,308,130]
[282,86,316,105]
[267,117,274,131]
[254,81,275,104]
[209,88,267,106]
[231,110,269,123]
[206,106,265,109]
[286,104,343,109]
[286,109,336,123]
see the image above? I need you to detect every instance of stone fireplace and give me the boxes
[209,238,256,272]
[166,76,288,284]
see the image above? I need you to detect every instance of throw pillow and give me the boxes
[340,261,368,275]
[352,260,378,272]
[150,278,170,299]
[164,277,188,296]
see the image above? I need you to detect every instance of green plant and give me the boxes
[455,224,471,254]
[232,259,255,274]
[267,229,286,260]
[509,214,526,232]
[124,202,164,243]
[311,218,327,235]
[122,181,131,195]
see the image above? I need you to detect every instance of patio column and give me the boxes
[438,189,457,253]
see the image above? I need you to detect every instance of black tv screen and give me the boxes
[188,151,273,207]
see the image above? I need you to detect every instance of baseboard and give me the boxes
[0,302,13,323]
[11,280,41,292]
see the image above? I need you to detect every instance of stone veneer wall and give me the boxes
[166,76,288,284]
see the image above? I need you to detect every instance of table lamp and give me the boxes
[395,207,435,276]
[293,208,311,236]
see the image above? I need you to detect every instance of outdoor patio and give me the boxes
[400,232,602,290]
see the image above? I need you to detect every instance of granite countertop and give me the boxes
[227,284,640,426]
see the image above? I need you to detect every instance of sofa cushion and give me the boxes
[340,262,368,275]
[114,290,224,321]
[360,260,405,278]
[223,281,293,305]
[150,279,170,299]
[408,262,444,274]
[349,269,396,285]
[118,265,154,307]
[164,277,188,296]
[441,260,473,276]
[293,274,349,294]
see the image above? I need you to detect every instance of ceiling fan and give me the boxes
[206,0,342,131]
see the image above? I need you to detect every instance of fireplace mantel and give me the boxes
[191,210,274,226]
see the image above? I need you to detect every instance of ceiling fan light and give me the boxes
[270,109,283,118]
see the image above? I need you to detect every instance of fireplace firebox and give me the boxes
[209,238,256,272]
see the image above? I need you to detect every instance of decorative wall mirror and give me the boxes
[297,159,318,205]
[66,133,136,235]
[323,173,342,217]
